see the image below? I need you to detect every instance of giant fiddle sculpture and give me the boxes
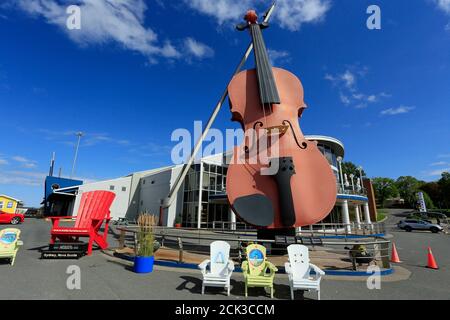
[226,10,337,229]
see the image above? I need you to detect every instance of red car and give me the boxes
[0,211,25,225]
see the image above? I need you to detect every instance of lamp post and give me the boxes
[337,156,344,193]
[71,132,84,179]
[358,166,364,192]
[349,174,355,192]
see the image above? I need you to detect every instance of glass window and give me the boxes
[202,172,210,188]
[204,163,210,172]
[202,191,209,202]
[109,185,115,191]
[122,187,127,192]
[0,201,3,209]
[209,175,216,190]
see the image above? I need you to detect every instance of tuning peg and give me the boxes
[236,23,249,31]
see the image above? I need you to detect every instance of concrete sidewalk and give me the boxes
[0,216,448,300]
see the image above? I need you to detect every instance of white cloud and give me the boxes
[185,0,331,31]
[430,161,449,166]
[435,0,450,14]
[325,66,389,108]
[275,0,331,31]
[39,129,131,147]
[438,153,450,158]
[380,106,415,116]
[183,38,214,59]
[0,170,46,186]
[12,0,212,63]
[0,159,8,165]
[267,49,291,65]
[425,168,450,177]
[184,0,252,25]
[12,156,38,168]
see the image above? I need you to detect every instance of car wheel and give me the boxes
[404,226,412,232]
[430,227,439,233]
[10,217,21,225]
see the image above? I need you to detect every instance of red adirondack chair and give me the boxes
[49,190,116,255]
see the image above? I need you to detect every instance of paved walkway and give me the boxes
[0,212,448,300]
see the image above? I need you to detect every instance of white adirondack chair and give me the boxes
[285,244,325,300]
[199,241,234,296]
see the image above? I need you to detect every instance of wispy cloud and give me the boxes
[0,158,9,165]
[183,37,214,59]
[380,106,415,116]
[268,49,291,65]
[12,156,38,168]
[438,153,450,158]
[184,0,331,31]
[434,0,450,14]
[9,0,213,64]
[325,66,389,108]
[430,161,449,166]
[0,170,46,187]
[38,129,130,147]
[424,168,450,177]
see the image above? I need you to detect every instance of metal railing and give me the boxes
[113,225,391,272]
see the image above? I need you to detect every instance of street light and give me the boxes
[71,132,84,178]
[337,156,344,192]
[349,173,355,192]
[358,166,364,192]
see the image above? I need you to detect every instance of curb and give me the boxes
[114,252,394,277]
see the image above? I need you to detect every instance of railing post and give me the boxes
[178,237,183,263]
[133,232,138,256]
[118,229,125,249]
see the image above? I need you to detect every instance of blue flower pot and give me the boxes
[134,256,155,274]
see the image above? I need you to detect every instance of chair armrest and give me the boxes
[49,216,76,228]
[310,263,325,277]
[198,260,210,274]
[227,260,235,272]
[266,261,278,275]
[284,262,292,274]
[241,261,249,273]
[17,240,24,246]
[48,216,75,220]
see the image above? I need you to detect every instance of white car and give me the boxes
[397,219,443,233]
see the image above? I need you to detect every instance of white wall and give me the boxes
[138,166,184,227]
[74,176,132,220]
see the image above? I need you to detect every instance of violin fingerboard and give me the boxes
[250,24,281,105]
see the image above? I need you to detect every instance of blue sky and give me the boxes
[0,0,449,207]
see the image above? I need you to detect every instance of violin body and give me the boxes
[226,68,337,228]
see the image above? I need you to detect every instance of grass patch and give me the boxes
[377,209,387,222]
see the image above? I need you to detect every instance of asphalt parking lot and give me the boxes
[0,211,448,300]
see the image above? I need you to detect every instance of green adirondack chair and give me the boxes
[0,228,23,266]
[241,243,278,298]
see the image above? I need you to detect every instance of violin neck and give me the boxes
[250,24,281,105]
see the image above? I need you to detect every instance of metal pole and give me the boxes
[337,156,344,193]
[160,3,277,211]
[71,132,83,178]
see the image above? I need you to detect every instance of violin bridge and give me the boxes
[265,125,288,136]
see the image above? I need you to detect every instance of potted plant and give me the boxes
[134,213,156,274]
[174,214,182,228]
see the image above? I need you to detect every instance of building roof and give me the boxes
[305,135,345,158]
[0,195,21,202]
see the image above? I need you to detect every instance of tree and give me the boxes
[372,177,398,206]
[395,176,420,207]
[438,172,450,208]
[419,191,435,210]
[420,182,442,208]
[342,161,366,177]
